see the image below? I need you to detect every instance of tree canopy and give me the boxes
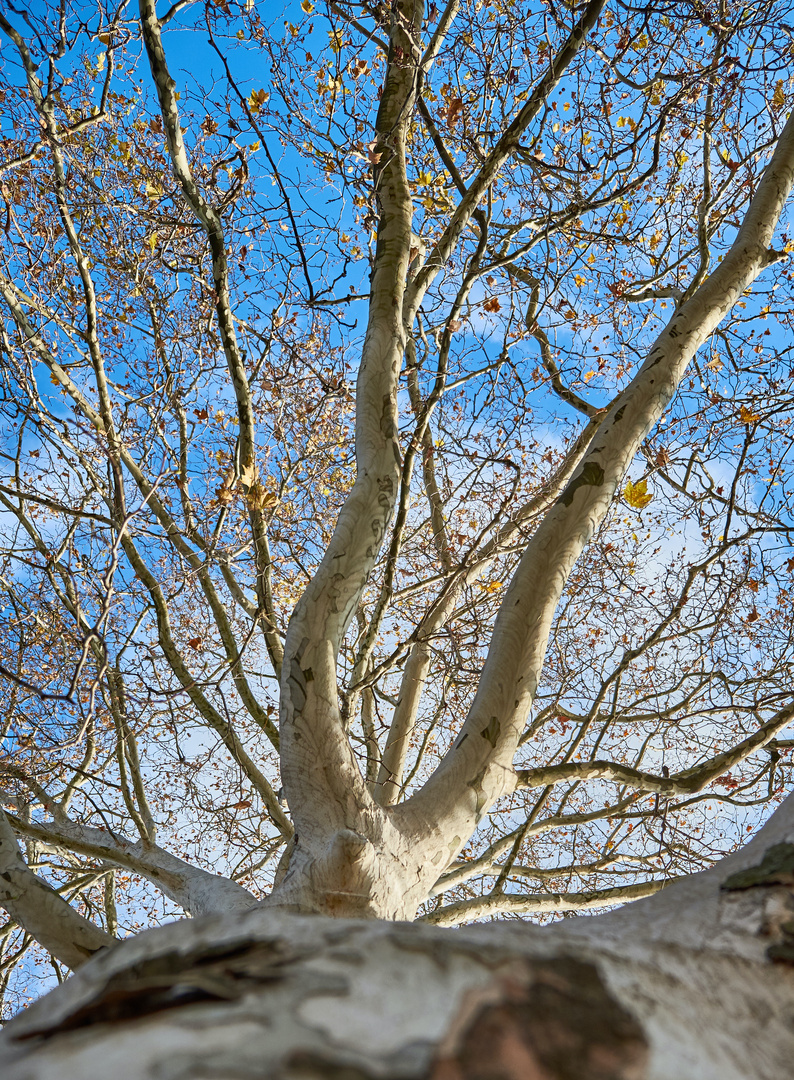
[1,0,794,1016]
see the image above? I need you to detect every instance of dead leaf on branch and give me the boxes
[239,462,259,489]
[446,96,464,127]
[247,482,278,511]
[247,89,269,113]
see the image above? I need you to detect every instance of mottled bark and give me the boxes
[3,793,794,1080]
[272,0,427,918]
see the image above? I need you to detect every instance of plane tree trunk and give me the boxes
[263,100,794,922]
[2,8,794,1070]
[2,791,794,1080]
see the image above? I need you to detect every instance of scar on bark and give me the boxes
[429,957,648,1080]
[480,716,500,747]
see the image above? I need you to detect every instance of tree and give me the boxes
[0,0,794,1071]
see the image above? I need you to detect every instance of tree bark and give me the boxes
[0,812,114,971]
[2,793,794,1079]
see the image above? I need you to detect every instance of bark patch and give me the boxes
[558,461,605,507]
[429,956,648,1080]
[12,939,303,1040]
[480,717,500,748]
[767,919,794,965]
[721,842,794,890]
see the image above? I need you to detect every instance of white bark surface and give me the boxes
[2,794,794,1080]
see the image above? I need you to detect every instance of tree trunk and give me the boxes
[3,795,794,1080]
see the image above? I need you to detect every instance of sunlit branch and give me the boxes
[419,876,672,927]
[0,810,113,970]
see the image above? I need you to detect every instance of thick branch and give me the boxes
[277,1,425,850]
[0,811,113,970]
[139,0,280,679]
[397,106,794,876]
[516,702,794,796]
[419,877,671,928]
[5,814,256,918]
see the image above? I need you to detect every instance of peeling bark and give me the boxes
[3,793,794,1079]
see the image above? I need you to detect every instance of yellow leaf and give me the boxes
[583,370,596,382]
[247,89,269,112]
[249,141,260,152]
[301,0,314,10]
[739,405,760,423]
[147,232,157,252]
[773,80,786,110]
[623,478,653,509]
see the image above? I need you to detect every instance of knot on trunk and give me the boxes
[311,830,379,916]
